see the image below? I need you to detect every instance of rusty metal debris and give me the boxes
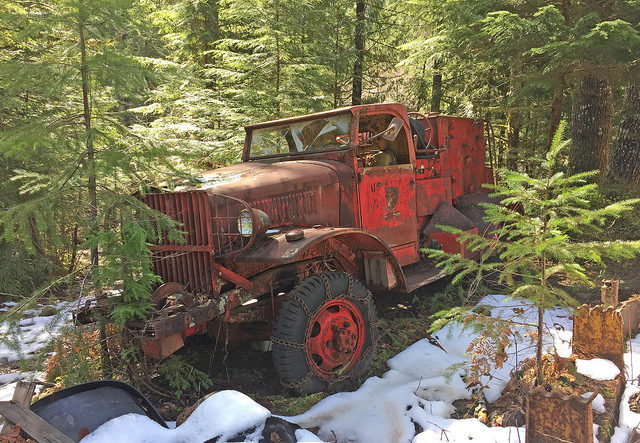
[573,304,625,369]
[526,388,597,443]
[601,279,620,307]
[573,294,640,370]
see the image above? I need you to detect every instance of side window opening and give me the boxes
[357,114,410,167]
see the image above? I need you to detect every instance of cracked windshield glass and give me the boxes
[249,114,351,158]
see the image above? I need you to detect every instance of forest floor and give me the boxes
[164,255,640,421]
[0,211,638,440]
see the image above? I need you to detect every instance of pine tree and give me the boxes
[0,0,185,324]
[427,124,640,382]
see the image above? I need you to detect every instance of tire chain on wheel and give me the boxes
[270,272,379,391]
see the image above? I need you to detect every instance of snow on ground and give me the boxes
[0,297,90,362]
[609,332,640,442]
[576,358,620,381]
[4,293,640,442]
[609,384,640,442]
[0,372,44,401]
[0,297,85,419]
[84,391,271,443]
[582,392,606,414]
[295,429,324,442]
[290,294,572,442]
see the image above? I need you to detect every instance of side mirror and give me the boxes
[382,117,404,142]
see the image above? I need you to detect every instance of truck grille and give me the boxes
[143,191,256,295]
[143,191,213,294]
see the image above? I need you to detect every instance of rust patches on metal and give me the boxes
[144,191,216,294]
[141,333,184,359]
[423,201,479,259]
[525,388,596,443]
[601,279,620,307]
[573,294,640,371]
[212,262,252,290]
[144,289,249,339]
[620,295,640,339]
[152,282,191,309]
[573,304,625,370]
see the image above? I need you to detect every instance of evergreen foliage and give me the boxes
[158,355,213,399]
[1,0,639,400]
[0,0,186,319]
[426,124,640,382]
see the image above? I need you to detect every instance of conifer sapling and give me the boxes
[426,123,640,384]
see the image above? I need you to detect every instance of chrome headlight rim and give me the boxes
[237,208,271,239]
[237,209,253,237]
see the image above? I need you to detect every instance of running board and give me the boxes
[402,260,447,293]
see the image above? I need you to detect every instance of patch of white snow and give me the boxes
[576,358,620,381]
[610,385,640,443]
[0,298,90,362]
[294,429,324,442]
[84,390,271,443]
[582,392,606,413]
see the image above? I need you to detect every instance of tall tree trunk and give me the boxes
[505,61,521,170]
[506,115,521,170]
[79,3,109,376]
[569,74,613,175]
[547,76,565,150]
[351,0,365,105]
[431,68,442,113]
[201,0,219,67]
[274,0,281,116]
[78,5,97,271]
[333,4,341,108]
[607,82,640,185]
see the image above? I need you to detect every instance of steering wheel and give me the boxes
[408,111,436,152]
[355,149,383,159]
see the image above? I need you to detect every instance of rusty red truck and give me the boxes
[137,102,494,393]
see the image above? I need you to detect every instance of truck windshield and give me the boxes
[249,114,351,159]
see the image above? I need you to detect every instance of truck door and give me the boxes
[356,113,418,266]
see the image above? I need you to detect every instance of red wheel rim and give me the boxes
[305,298,366,379]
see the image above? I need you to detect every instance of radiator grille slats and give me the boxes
[143,191,255,296]
[143,191,213,295]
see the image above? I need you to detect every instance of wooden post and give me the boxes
[0,402,73,443]
[0,380,36,436]
[602,279,620,307]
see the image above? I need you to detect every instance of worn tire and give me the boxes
[271,272,378,394]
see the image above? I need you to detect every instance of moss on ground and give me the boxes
[266,392,327,416]
[366,316,433,379]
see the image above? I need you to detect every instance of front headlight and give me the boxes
[238,209,253,237]
[237,208,271,238]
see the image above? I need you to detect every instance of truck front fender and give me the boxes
[236,227,407,291]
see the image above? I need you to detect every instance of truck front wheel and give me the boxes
[271,272,378,394]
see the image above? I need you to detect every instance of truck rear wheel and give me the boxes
[271,272,378,394]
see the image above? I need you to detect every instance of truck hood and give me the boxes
[192,160,349,202]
